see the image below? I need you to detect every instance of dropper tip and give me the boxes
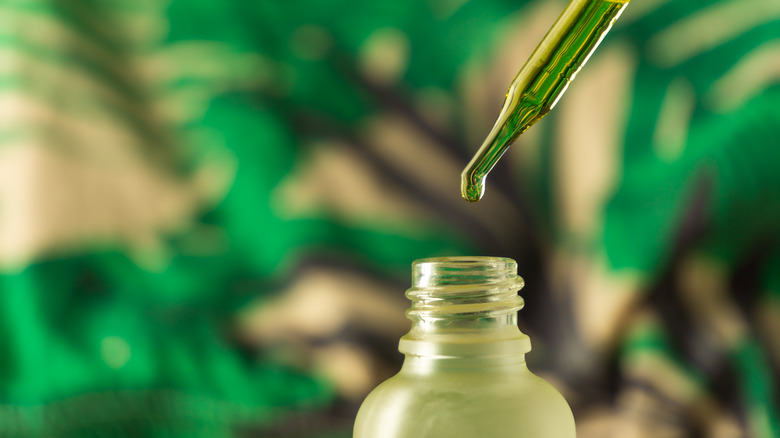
[460,173,485,203]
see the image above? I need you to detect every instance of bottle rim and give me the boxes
[412,256,521,288]
[407,256,525,319]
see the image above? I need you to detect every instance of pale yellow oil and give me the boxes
[462,0,630,202]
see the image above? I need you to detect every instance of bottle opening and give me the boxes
[401,256,530,357]
[412,256,521,287]
[407,256,525,320]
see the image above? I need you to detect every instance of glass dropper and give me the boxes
[461,0,630,202]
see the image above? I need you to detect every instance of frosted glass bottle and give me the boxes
[354,257,575,438]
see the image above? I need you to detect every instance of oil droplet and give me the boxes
[461,174,485,203]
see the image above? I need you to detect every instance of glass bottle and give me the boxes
[354,257,575,438]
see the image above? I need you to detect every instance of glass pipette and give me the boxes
[461,0,630,202]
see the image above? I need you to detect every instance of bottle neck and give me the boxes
[398,257,531,365]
